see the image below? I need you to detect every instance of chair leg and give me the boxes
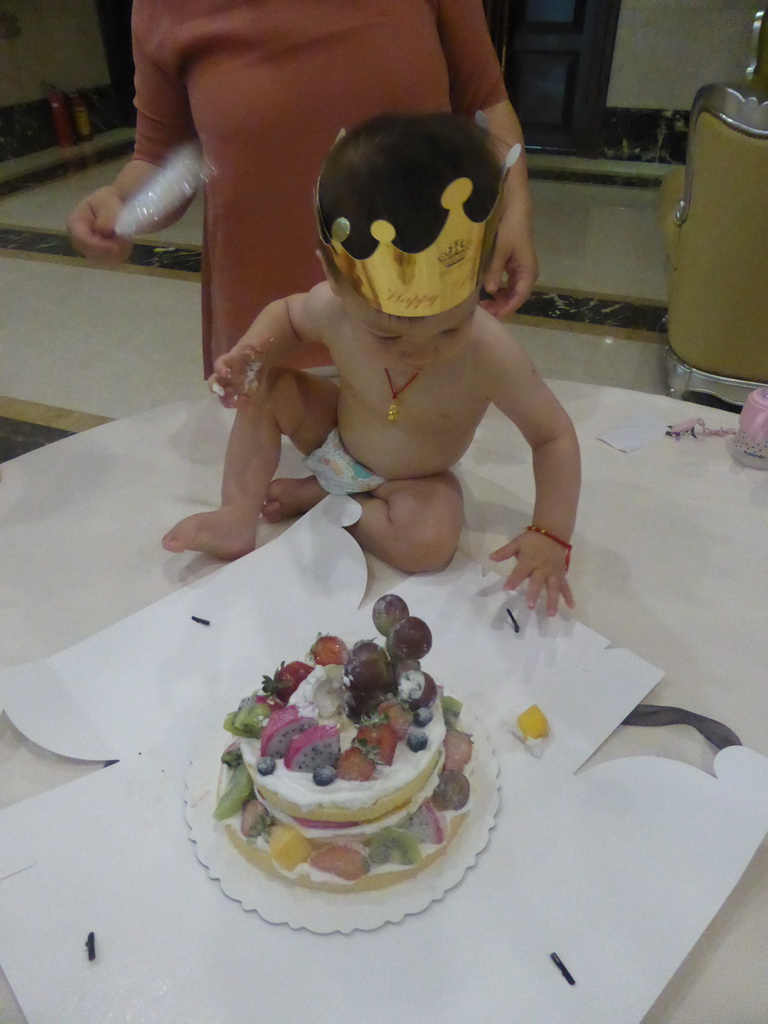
[665,344,762,408]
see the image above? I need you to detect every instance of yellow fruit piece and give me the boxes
[517,704,549,740]
[269,824,312,871]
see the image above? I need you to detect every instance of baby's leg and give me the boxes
[162,371,338,559]
[349,472,464,574]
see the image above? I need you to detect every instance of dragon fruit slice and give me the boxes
[400,800,445,845]
[284,724,340,773]
[292,816,362,830]
[259,705,317,758]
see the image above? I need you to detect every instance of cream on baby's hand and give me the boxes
[243,357,263,392]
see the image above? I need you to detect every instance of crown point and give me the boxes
[370,220,397,244]
[504,143,522,171]
[441,177,473,211]
[331,217,350,243]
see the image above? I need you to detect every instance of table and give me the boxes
[1,381,766,1022]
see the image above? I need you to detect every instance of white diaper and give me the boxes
[304,429,386,495]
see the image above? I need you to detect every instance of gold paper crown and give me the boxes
[317,176,503,318]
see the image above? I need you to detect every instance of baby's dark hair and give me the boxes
[317,112,503,260]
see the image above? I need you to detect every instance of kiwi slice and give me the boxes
[440,695,463,729]
[367,827,423,866]
[223,703,271,738]
[220,742,243,769]
[213,763,254,820]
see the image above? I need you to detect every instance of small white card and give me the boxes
[597,413,667,452]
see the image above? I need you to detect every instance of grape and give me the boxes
[398,669,438,710]
[344,652,389,694]
[411,672,437,710]
[372,594,409,637]
[388,616,432,660]
[431,769,470,812]
[394,658,421,681]
[350,640,391,679]
[344,690,378,724]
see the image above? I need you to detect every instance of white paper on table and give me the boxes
[597,413,668,452]
[0,496,366,761]
[1,495,768,1024]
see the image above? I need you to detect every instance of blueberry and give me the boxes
[257,756,276,776]
[406,728,428,752]
[313,764,337,786]
[413,707,433,728]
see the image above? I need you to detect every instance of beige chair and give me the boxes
[658,10,768,405]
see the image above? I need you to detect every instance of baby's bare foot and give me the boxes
[162,507,257,560]
[261,476,328,523]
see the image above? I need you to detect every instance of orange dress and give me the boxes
[131,0,507,375]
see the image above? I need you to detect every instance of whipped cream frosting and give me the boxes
[241,696,446,812]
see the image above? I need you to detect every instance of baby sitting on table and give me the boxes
[162,113,580,615]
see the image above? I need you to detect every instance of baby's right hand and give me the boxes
[67,186,133,263]
[209,336,274,406]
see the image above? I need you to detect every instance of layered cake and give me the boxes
[213,594,476,890]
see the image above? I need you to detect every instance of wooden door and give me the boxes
[485,0,621,154]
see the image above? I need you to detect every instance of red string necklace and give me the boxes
[384,369,420,422]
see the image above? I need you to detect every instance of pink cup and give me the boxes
[740,387,768,443]
[731,387,768,468]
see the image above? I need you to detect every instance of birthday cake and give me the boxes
[213,595,476,890]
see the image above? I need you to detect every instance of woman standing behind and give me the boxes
[68,0,537,376]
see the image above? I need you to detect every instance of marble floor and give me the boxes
[0,129,676,461]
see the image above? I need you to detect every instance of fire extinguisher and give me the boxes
[70,92,93,142]
[45,85,75,148]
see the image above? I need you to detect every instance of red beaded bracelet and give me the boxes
[526,525,572,570]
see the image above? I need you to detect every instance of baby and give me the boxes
[163,113,580,614]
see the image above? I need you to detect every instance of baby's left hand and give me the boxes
[489,530,574,617]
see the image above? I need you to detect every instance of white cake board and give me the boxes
[1,497,767,1024]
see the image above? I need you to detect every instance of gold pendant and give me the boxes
[387,400,399,422]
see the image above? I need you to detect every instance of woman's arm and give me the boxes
[434,0,538,314]
[481,99,539,317]
[66,159,155,262]
[68,12,196,262]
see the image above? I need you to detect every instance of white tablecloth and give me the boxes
[1,382,766,1023]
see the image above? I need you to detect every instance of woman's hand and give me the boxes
[66,186,133,263]
[482,198,539,318]
[489,530,574,617]
[479,99,539,318]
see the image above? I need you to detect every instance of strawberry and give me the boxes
[336,746,376,781]
[310,634,350,666]
[354,722,397,766]
[442,728,473,772]
[309,843,369,881]
[378,699,413,741]
[262,660,313,704]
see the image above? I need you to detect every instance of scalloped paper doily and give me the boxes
[185,703,499,933]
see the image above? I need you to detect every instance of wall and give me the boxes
[0,0,108,108]
[0,0,763,160]
[607,0,759,110]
